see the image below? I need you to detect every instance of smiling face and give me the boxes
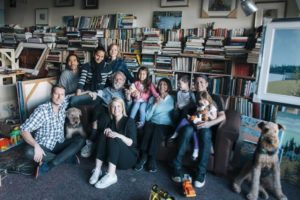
[158,80,169,95]
[194,77,208,92]
[68,55,79,71]
[51,87,65,106]
[110,100,124,119]
[109,44,119,59]
[113,73,126,90]
[138,69,148,82]
[94,50,105,64]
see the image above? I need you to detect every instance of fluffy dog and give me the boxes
[232,121,287,200]
[65,107,86,139]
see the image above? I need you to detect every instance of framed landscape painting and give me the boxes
[201,0,237,18]
[256,20,300,107]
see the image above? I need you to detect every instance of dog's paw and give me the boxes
[260,191,269,199]
[277,194,287,200]
[232,182,241,193]
[247,192,258,200]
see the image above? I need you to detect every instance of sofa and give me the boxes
[79,96,241,176]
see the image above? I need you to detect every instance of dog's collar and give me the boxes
[258,146,278,156]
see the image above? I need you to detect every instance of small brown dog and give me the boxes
[233,121,287,200]
[65,107,86,139]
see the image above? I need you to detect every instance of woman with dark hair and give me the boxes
[107,43,134,83]
[58,54,81,94]
[134,78,175,172]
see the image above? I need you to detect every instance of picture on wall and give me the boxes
[256,20,300,106]
[35,8,49,26]
[82,0,98,9]
[152,11,182,30]
[54,0,74,7]
[254,1,286,28]
[201,0,237,18]
[160,0,189,7]
[276,110,300,186]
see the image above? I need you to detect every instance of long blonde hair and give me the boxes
[108,43,122,58]
[108,97,127,119]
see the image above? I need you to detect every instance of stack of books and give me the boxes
[247,37,261,64]
[141,30,161,54]
[117,14,137,29]
[81,30,98,49]
[224,36,249,59]
[162,41,181,55]
[183,37,204,55]
[203,36,225,59]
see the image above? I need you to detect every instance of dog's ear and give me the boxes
[277,123,285,131]
[77,109,82,116]
[257,121,266,130]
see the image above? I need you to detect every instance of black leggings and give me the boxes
[140,122,173,157]
[24,135,85,167]
[96,133,137,170]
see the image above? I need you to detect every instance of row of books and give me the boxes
[228,97,278,121]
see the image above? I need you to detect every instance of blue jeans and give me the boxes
[173,124,212,175]
[130,101,147,123]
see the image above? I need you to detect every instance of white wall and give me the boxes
[4,0,299,29]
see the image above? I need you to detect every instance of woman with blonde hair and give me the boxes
[89,97,138,189]
[107,43,134,83]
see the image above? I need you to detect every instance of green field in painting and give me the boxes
[267,80,300,96]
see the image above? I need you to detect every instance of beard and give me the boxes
[113,82,124,90]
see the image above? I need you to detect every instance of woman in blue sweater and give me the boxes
[107,43,134,83]
[134,78,175,172]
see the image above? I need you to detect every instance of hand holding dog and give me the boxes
[34,143,45,163]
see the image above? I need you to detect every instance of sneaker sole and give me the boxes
[194,180,205,188]
[95,178,117,189]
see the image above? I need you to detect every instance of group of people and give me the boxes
[20,43,226,190]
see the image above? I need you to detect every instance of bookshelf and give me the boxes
[0,23,274,120]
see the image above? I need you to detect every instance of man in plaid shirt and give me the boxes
[21,84,85,178]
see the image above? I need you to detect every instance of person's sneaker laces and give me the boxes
[147,158,157,173]
[34,162,49,179]
[95,173,117,189]
[171,168,184,183]
[134,154,147,171]
[194,173,206,188]
[89,168,102,185]
[80,139,94,158]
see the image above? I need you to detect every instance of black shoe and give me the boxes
[147,158,157,173]
[171,168,184,183]
[134,155,147,171]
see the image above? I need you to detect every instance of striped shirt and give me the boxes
[20,98,69,150]
[78,60,112,91]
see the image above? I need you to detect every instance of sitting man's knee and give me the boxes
[24,146,35,160]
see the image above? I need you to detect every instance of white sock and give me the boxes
[192,149,199,160]
[170,132,178,139]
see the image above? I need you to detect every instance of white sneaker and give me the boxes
[89,168,102,185]
[95,173,118,189]
[81,139,94,158]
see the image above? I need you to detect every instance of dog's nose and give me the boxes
[266,138,273,144]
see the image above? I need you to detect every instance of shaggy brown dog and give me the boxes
[65,107,86,139]
[233,121,287,200]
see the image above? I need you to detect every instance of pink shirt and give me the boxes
[133,81,159,102]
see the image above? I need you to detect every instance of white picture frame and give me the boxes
[160,0,189,7]
[201,0,237,18]
[35,8,48,26]
[15,42,49,75]
[254,1,287,28]
[255,20,300,107]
